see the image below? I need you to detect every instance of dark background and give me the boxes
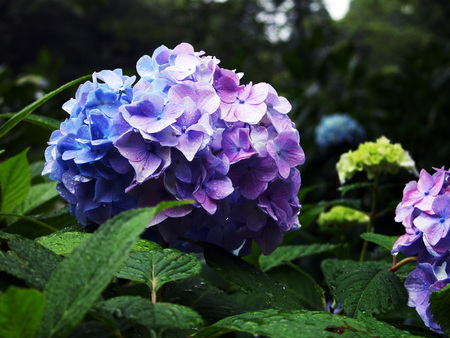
[1,0,449,202]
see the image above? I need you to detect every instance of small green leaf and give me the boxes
[203,243,303,310]
[322,259,408,317]
[429,283,450,334]
[97,296,203,334]
[36,201,186,338]
[338,182,374,196]
[116,249,201,294]
[0,287,46,338]
[0,236,62,288]
[259,243,341,272]
[0,149,31,213]
[0,74,91,139]
[297,203,325,228]
[192,309,417,337]
[360,232,399,251]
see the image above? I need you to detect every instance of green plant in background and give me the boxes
[336,136,417,184]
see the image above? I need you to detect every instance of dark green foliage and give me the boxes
[97,296,203,335]
[429,284,450,335]
[0,286,46,338]
[322,259,408,317]
[193,309,418,338]
[204,243,304,311]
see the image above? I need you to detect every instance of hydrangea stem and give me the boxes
[359,173,379,261]
[389,256,418,272]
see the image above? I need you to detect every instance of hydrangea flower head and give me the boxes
[336,136,417,184]
[318,205,370,228]
[42,43,305,256]
[394,167,450,333]
[404,254,450,334]
[314,113,366,151]
[393,167,450,260]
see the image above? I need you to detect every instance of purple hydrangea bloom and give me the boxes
[42,42,305,255]
[392,167,450,260]
[405,255,450,334]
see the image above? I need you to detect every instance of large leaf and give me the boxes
[360,232,399,251]
[36,201,187,338]
[321,259,408,317]
[259,243,341,272]
[267,265,325,311]
[203,243,303,311]
[192,309,418,337]
[429,283,450,335]
[97,296,203,335]
[164,276,245,324]
[0,149,30,213]
[116,249,201,297]
[36,232,162,256]
[0,286,46,338]
[12,181,59,216]
[0,235,62,288]
[2,205,76,239]
[0,74,91,139]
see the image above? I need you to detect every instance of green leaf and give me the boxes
[203,243,303,310]
[2,205,75,239]
[0,287,46,338]
[429,283,450,334]
[36,232,92,256]
[132,238,162,252]
[259,243,341,272]
[360,232,399,251]
[36,201,187,338]
[164,276,245,324]
[29,161,46,180]
[0,74,91,139]
[267,265,325,311]
[0,236,62,288]
[338,182,374,196]
[321,259,408,317]
[297,203,325,228]
[97,296,203,334]
[12,181,59,216]
[192,309,418,337]
[0,149,31,213]
[0,113,61,131]
[36,232,162,256]
[116,249,202,293]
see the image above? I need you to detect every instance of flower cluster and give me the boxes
[393,167,450,333]
[42,43,305,255]
[318,205,369,228]
[336,136,417,184]
[314,113,365,151]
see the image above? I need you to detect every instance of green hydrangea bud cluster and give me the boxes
[318,205,369,228]
[336,136,417,184]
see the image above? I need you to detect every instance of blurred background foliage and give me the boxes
[0,0,449,205]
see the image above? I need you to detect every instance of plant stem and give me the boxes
[359,173,379,261]
[389,256,418,272]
